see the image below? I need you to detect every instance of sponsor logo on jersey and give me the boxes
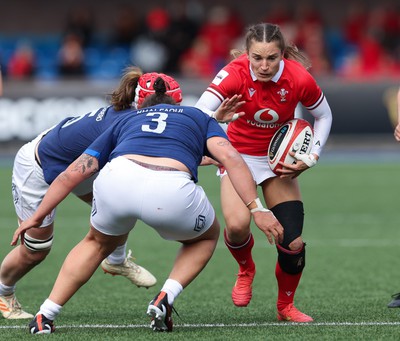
[277,88,288,102]
[247,108,282,128]
[96,107,107,121]
[248,88,256,97]
[212,70,229,86]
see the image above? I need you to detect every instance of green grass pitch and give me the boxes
[1,161,400,340]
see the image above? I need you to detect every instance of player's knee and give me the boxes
[288,236,304,251]
[270,200,304,249]
[277,243,306,274]
[271,200,306,274]
[225,225,250,245]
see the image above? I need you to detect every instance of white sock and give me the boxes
[0,281,15,296]
[107,243,127,264]
[161,279,183,306]
[38,299,62,321]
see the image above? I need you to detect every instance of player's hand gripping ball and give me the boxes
[268,118,314,174]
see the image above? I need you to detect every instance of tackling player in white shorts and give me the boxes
[12,76,284,334]
[0,67,183,320]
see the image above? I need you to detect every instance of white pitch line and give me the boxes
[2,321,400,330]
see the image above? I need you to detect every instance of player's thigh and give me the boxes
[262,176,301,208]
[22,223,54,240]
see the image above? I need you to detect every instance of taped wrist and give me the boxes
[294,152,317,168]
[246,197,271,213]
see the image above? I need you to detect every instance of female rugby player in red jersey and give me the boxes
[196,22,333,322]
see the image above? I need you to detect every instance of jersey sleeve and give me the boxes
[297,69,332,157]
[203,117,228,157]
[298,71,323,109]
[206,117,228,139]
[207,64,242,100]
[196,63,243,117]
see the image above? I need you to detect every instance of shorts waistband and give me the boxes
[34,144,42,168]
[35,153,42,168]
[127,158,179,172]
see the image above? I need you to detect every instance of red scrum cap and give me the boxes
[134,72,183,108]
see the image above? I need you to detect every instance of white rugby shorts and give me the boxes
[12,133,96,227]
[217,153,276,185]
[90,156,215,240]
[12,134,56,226]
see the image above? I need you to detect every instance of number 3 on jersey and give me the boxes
[142,112,168,134]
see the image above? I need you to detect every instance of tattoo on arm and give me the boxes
[216,140,231,147]
[73,154,99,176]
[209,139,232,164]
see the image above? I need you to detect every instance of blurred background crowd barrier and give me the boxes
[0,0,399,142]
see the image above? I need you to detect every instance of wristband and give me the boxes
[246,197,271,213]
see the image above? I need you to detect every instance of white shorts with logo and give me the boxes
[12,133,96,227]
[12,134,56,226]
[218,153,276,185]
[90,156,215,241]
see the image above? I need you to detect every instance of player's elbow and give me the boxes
[218,148,243,169]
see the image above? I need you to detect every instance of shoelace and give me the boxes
[391,293,400,299]
[280,303,306,317]
[8,296,22,312]
[235,271,254,288]
[171,305,181,320]
[237,270,252,277]
[126,249,137,263]
[125,250,141,272]
[281,303,295,312]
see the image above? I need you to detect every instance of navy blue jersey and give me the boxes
[85,104,227,182]
[38,106,133,184]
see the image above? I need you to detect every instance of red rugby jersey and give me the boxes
[205,54,324,156]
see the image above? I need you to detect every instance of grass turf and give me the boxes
[1,161,400,340]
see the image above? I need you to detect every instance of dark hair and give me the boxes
[141,77,177,108]
[231,23,311,70]
[109,66,143,111]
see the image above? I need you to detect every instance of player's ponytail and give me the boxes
[109,66,143,111]
[153,77,167,96]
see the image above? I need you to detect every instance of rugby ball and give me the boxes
[268,118,313,174]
